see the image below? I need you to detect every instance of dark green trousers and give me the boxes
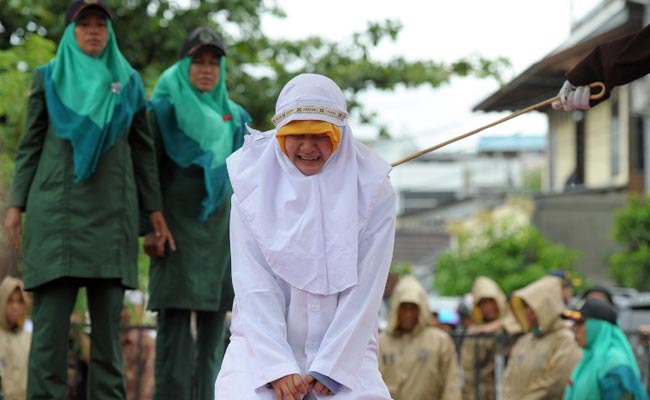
[154,309,227,400]
[27,278,126,400]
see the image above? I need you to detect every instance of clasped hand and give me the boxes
[271,373,333,400]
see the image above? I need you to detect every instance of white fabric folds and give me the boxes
[226,74,391,296]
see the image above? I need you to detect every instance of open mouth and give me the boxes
[298,155,320,161]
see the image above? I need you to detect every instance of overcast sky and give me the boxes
[260,0,603,152]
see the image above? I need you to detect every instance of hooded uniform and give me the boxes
[379,276,461,400]
[502,276,582,400]
[215,74,395,399]
[0,277,30,400]
[460,276,506,400]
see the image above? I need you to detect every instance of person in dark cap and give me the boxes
[581,285,614,305]
[3,1,173,398]
[562,299,648,400]
[64,0,112,25]
[144,26,251,400]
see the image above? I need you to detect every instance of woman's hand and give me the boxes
[270,374,309,400]
[144,211,176,258]
[303,374,333,396]
[4,207,23,251]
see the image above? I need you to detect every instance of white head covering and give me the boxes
[226,74,392,295]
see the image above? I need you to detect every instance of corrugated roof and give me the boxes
[477,135,546,152]
[473,0,645,112]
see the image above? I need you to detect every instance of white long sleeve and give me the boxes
[229,197,300,389]
[309,180,396,389]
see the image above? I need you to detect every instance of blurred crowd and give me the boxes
[2,270,650,399]
[378,271,650,400]
[0,274,156,400]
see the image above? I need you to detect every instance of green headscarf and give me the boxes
[40,21,145,181]
[150,55,249,220]
[564,319,648,400]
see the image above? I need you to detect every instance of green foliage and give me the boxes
[0,0,510,131]
[0,34,56,199]
[609,195,650,289]
[390,261,412,277]
[136,237,151,296]
[522,167,542,192]
[434,224,580,295]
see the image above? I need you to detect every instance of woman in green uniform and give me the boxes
[3,1,173,398]
[145,27,250,400]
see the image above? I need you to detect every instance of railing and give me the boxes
[62,327,650,400]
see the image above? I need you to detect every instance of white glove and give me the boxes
[551,80,591,111]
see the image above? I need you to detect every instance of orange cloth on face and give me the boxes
[276,120,341,155]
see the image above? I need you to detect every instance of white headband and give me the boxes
[271,105,348,127]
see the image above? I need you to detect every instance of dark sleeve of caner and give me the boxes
[8,69,49,210]
[567,24,650,106]
[129,106,163,214]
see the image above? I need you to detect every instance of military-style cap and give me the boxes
[180,27,226,58]
[581,285,614,304]
[561,298,617,325]
[65,0,112,25]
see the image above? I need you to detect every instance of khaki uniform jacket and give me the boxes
[379,276,461,400]
[502,276,582,400]
[0,277,30,400]
[461,276,507,400]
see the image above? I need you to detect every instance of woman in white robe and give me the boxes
[215,73,396,400]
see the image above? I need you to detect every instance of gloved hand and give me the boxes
[551,80,591,111]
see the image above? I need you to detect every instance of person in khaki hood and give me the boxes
[379,275,461,400]
[0,275,31,400]
[460,276,506,400]
[502,275,582,400]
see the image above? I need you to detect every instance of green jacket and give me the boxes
[146,106,248,312]
[8,69,162,290]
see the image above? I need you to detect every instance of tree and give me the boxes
[434,222,580,296]
[1,0,510,131]
[0,34,55,205]
[609,195,650,289]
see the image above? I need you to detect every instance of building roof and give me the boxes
[477,135,546,153]
[473,0,645,113]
